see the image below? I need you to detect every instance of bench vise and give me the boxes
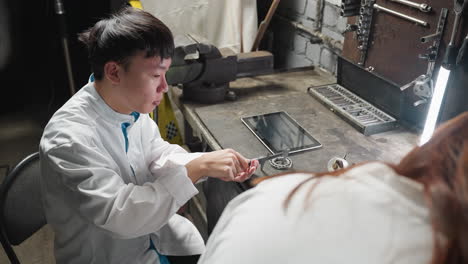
[166,43,274,104]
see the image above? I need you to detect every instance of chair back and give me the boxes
[0,152,46,263]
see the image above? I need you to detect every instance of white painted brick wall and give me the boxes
[285,51,313,68]
[320,47,337,73]
[306,42,321,64]
[293,34,309,54]
[305,0,318,22]
[325,0,341,7]
[269,0,346,73]
[323,4,340,28]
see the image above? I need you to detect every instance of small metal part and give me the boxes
[254,149,291,170]
[327,157,349,172]
[389,0,431,12]
[344,24,359,32]
[269,157,293,170]
[400,75,433,106]
[413,76,433,98]
[420,32,440,43]
[373,3,428,27]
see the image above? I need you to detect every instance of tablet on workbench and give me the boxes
[241,111,322,155]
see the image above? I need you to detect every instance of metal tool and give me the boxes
[402,9,448,107]
[400,75,433,106]
[166,43,274,104]
[389,0,431,12]
[357,0,376,65]
[420,8,448,45]
[442,0,468,68]
[373,3,428,27]
[421,8,448,75]
[253,149,291,171]
[308,84,397,135]
[269,156,293,170]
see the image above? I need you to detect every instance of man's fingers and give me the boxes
[233,172,248,182]
[250,159,259,169]
[231,155,242,175]
[231,150,249,169]
[223,167,236,181]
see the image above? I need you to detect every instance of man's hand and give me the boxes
[185,149,259,183]
[228,159,258,182]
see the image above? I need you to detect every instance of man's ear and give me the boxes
[103,61,121,85]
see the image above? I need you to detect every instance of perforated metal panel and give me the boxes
[308,84,397,135]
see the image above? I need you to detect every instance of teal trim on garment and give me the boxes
[131,111,140,122]
[149,238,171,264]
[89,73,95,82]
[121,122,130,153]
[120,113,139,153]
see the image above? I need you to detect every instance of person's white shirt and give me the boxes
[40,82,204,264]
[199,162,435,264]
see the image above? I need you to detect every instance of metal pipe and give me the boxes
[373,3,428,27]
[276,14,343,50]
[389,0,431,12]
[54,0,76,95]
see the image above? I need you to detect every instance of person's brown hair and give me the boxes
[253,112,468,264]
[393,112,468,264]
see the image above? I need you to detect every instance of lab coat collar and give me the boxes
[85,82,141,125]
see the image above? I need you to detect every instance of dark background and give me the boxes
[0,0,126,117]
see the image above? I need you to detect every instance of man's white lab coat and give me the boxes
[40,82,204,264]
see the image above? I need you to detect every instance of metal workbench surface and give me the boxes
[170,68,418,176]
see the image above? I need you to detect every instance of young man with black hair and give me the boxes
[40,7,258,264]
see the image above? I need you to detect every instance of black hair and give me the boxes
[78,6,174,80]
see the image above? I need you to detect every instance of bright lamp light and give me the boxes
[419,67,451,145]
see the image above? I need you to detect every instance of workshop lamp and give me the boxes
[419,67,450,145]
[419,0,467,146]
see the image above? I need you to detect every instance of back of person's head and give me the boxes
[394,112,468,264]
[78,6,174,81]
[253,111,468,264]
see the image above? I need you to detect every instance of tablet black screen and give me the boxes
[241,111,322,154]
